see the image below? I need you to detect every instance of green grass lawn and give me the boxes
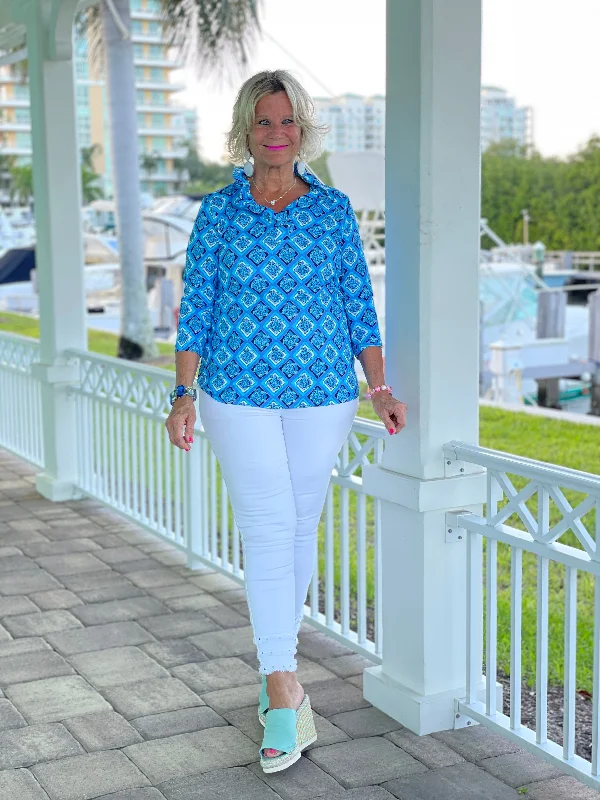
[0,311,175,364]
[1,312,598,692]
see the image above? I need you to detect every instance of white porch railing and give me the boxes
[0,333,384,662]
[445,440,600,792]
[0,333,44,466]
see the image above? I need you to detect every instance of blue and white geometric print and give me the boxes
[175,163,382,409]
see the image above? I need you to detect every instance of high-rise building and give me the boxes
[480,86,533,152]
[313,94,385,154]
[0,0,199,202]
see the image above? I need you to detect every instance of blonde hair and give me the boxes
[227,70,328,164]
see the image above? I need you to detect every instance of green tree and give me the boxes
[481,136,600,251]
[140,152,159,183]
[9,164,33,206]
[78,0,261,361]
[81,165,104,203]
[309,151,332,186]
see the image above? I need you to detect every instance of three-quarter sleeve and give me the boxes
[340,198,383,357]
[175,196,222,355]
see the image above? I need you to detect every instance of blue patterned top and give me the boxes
[175,164,382,408]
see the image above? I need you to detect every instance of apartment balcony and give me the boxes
[132,32,167,45]
[0,121,31,132]
[1,145,32,155]
[136,81,185,93]
[144,170,183,181]
[134,57,184,69]
[137,126,185,137]
[136,103,172,113]
[0,97,30,107]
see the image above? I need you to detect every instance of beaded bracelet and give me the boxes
[366,384,392,400]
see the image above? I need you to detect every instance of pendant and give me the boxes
[270,200,275,205]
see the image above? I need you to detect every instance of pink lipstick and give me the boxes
[266,145,287,150]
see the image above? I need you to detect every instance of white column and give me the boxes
[23,0,86,501]
[362,0,487,735]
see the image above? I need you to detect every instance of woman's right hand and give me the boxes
[166,396,196,451]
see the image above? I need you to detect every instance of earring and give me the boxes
[296,158,306,176]
[243,149,254,177]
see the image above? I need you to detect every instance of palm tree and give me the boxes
[9,164,33,206]
[172,156,186,192]
[140,152,159,183]
[81,165,104,203]
[84,0,261,361]
[81,143,103,171]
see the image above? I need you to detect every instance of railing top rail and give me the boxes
[0,330,42,347]
[445,440,600,495]
[65,347,174,381]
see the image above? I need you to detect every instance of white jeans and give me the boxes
[198,389,359,675]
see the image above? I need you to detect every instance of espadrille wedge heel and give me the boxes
[259,694,317,774]
[258,675,269,726]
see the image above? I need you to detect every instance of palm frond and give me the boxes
[160,0,262,83]
[75,4,105,77]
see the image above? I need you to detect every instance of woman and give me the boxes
[166,70,406,774]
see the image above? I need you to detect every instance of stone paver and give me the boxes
[0,595,40,617]
[172,657,259,693]
[0,698,27,731]
[69,646,169,689]
[188,625,255,657]
[31,750,150,800]
[6,675,111,723]
[432,726,523,761]
[0,767,51,800]
[307,737,428,789]
[480,751,563,787]
[0,570,61,595]
[328,708,402,738]
[138,610,219,639]
[140,639,208,668]
[0,650,73,685]
[385,728,465,768]
[103,677,203,719]
[131,706,227,739]
[248,757,344,799]
[524,775,600,799]
[160,766,280,800]
[2,610,83,638]
[383,761,520,799]
[47,621,154,656]
[303,678,371,718]
[124,727,258,783]
[95,791,166,800]
[0,722,84,769]
[28,590,82,610]
[0,448,597,800]
[63,711,143,750]
[69,596,169,626]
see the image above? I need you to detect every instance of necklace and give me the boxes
[251,176,297,207]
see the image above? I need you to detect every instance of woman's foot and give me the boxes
[263,672,305,758]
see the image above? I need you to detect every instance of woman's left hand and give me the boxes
[371,392,407,436]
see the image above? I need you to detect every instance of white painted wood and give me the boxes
[364,0,483,734]
[593,575,600,775]
[466,531,480,704]
[486,538,498,715]
[564,565,577,760]
[510,546,522,730]
[21,1,86,500]
[536,557,549,744]
[325,484,334,628]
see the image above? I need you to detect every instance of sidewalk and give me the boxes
[0,447,598,800]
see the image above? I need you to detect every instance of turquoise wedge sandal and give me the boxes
[259,694,317,774]
[258,675,269,726]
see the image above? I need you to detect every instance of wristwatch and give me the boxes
[169,385,197,406]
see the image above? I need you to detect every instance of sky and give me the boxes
[177,0,600,163]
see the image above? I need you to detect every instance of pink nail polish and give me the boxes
[389,428,395,435]
[189,437,194,443]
